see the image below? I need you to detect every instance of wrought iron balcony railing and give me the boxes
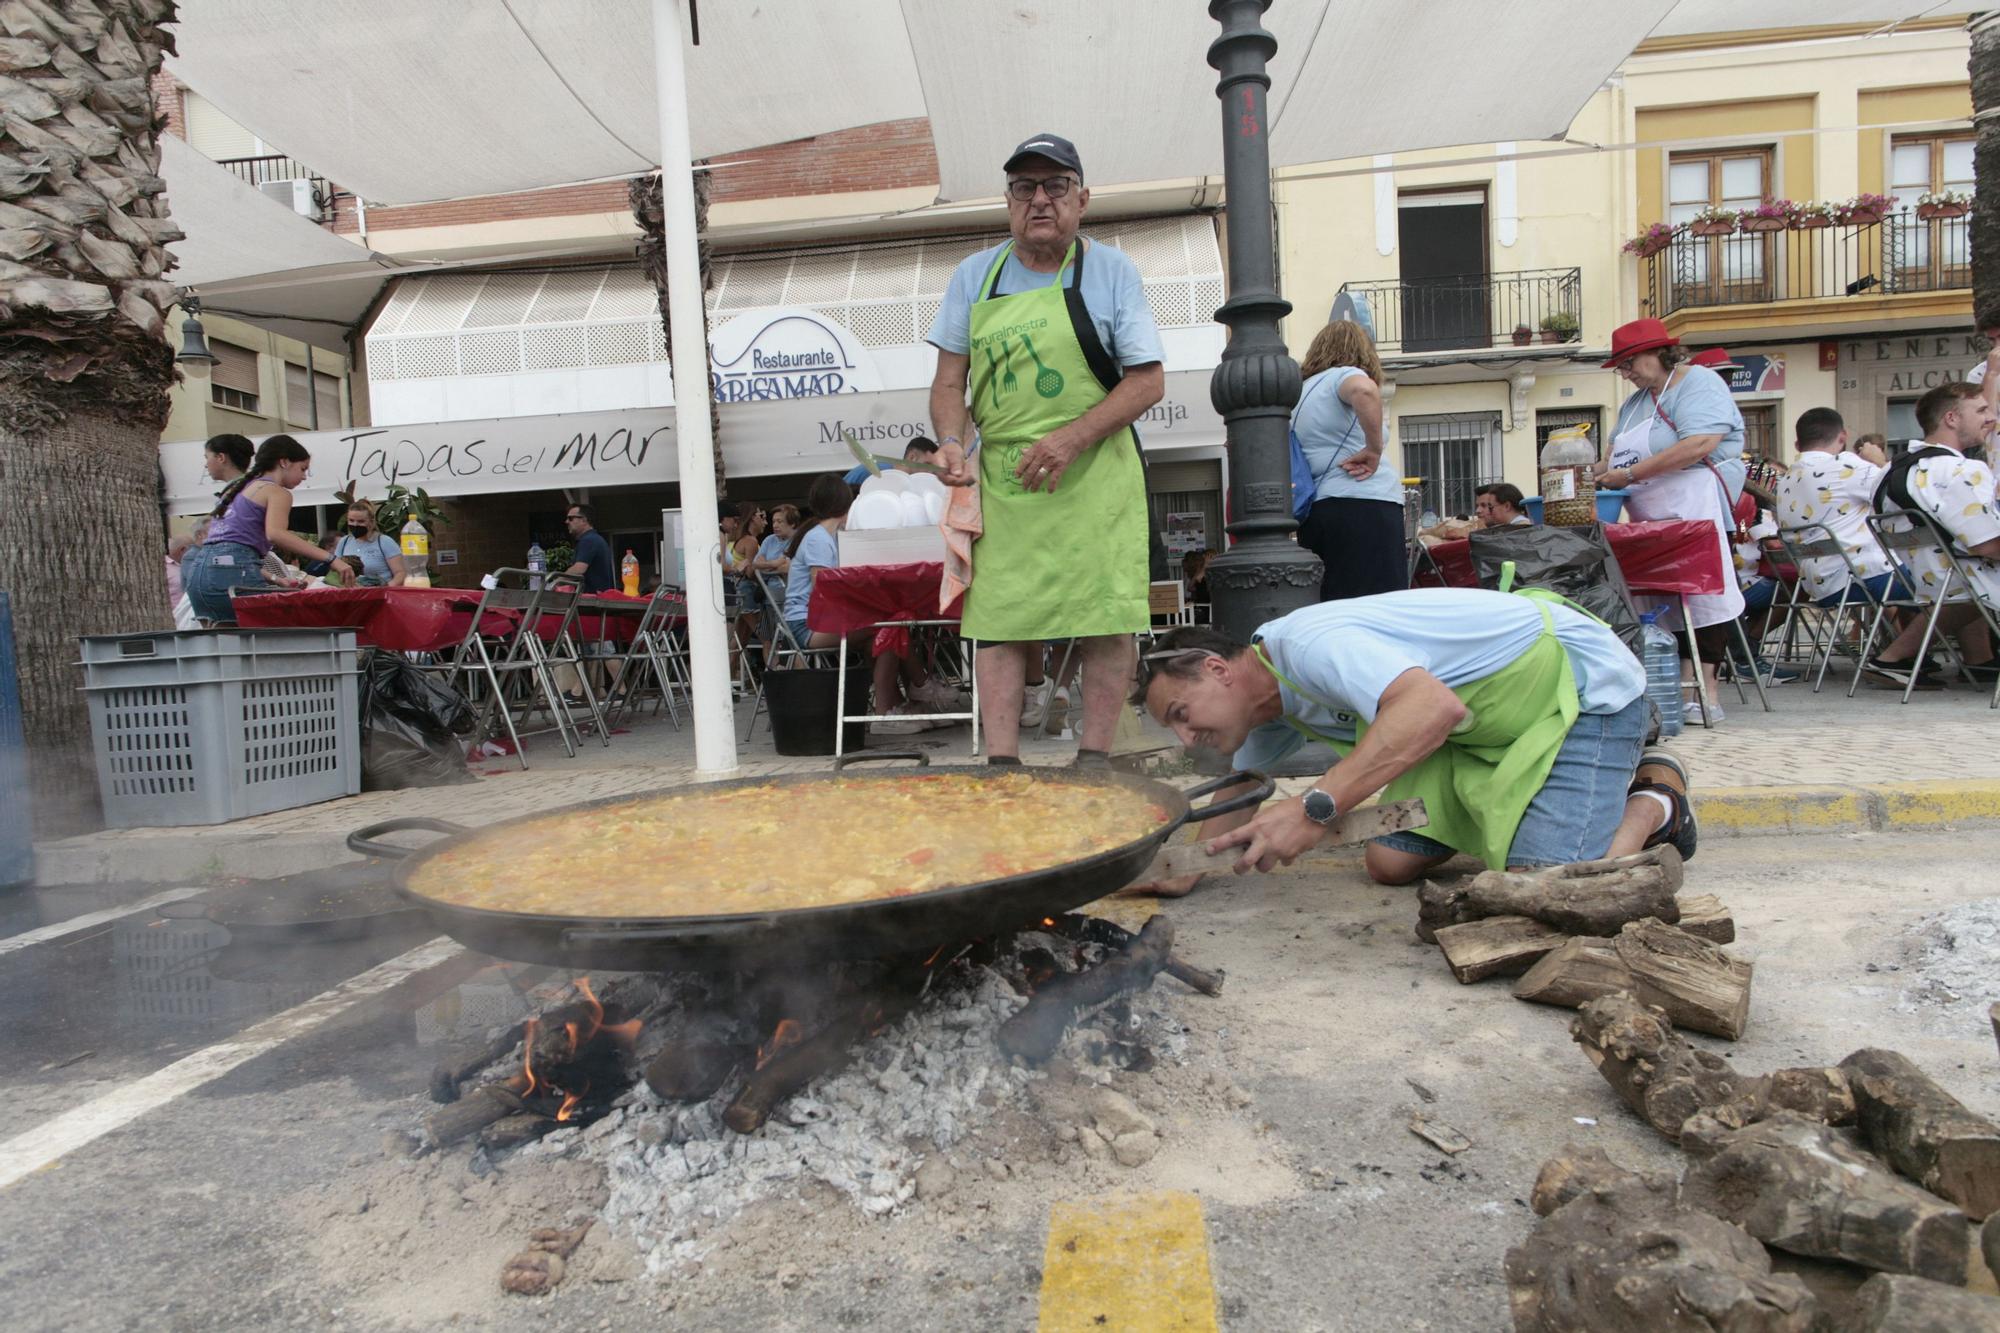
[215,154,333,217]
[1640,210,1969,318]
[1336,268,1582,354]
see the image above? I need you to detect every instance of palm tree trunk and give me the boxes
[0,1,184,836]
[630,168,725,498]
[1971,13,2000,321]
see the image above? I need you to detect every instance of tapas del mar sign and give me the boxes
[706,305,882,402]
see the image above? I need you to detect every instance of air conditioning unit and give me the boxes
[258,177,320,221]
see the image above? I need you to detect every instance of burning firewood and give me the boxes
[1839,1048,2000,1221]
[723,976,928,1134]
[424,978,644,1148]
[998,915,1175,1065]
[1679,1112,1970,1283]
[1514,918,1752,1039]
[430,1022,524,1104]
[1046,913,1223,995]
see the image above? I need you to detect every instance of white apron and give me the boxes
[1609,405,1746,631]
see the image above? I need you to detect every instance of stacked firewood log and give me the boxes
[1506,993,2000,1331]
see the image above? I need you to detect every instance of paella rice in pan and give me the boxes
[407,772,1173,918]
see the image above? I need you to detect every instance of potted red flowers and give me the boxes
[1622,222,1675,259]
[1739,199,1789,233]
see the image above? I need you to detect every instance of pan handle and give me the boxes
[346,817,470,859]
[1173,769,1275,830]
[833,750,930,769]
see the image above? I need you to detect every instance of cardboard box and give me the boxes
[838,526,947,568]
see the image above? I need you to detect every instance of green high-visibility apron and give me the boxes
[961,239,1149,641]
[1254,593,1582,870]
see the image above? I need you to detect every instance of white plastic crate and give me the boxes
[80,629,361,827]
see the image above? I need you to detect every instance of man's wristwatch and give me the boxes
[1302,789,1339,826]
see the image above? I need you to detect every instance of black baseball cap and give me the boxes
[1003,133,1083,177]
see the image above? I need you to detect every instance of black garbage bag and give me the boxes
[358,650,476,790]
[1467,523,1644,658]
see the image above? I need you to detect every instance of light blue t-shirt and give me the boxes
[1612,362,1746,502]
[757,533,789,562]
[1232,588,1647,773]
[784,523,839,624]
[333,531,400,584]
[927,237,1165,369]
[1293,366,1400,504]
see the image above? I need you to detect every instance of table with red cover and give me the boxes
[1419,519,1727,598]
[809,562,963,655]
[232,586,646,652]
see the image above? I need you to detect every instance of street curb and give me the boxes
[1695,779,2000,837]
[33,778,2000,888]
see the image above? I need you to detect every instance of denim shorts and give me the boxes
[1816,568,1913,609]
[1372,693,1649,869]
[179,541,278,624]
[785,617,812,648]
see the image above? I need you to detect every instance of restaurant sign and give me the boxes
[159,372,1228,514]
[707,305,882,402]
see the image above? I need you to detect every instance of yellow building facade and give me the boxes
[1276,18,1976,518]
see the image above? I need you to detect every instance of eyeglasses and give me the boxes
[1006,175,1077,202]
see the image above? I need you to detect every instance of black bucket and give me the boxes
[765,666,868,755]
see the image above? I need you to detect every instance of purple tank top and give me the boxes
[205,486,272,556]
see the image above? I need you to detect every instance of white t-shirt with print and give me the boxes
[1775,450,1893,599]
[1881,442,2000,607]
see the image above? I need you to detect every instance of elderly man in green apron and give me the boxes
[1128,588,1697,893]
[927,133,1166,765]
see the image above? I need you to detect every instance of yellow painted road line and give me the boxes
[1039,1190,1220,1332]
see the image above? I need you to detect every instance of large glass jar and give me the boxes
[1539,425,1599,527]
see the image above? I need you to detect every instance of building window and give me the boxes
[209,340,261,415]
[1400,412,1502,519]
[1739,403,1781,464]
[1890,132,1973,281]
[1534,407,1604,453]
[283,361,342,428]
[1667,148,1773,296]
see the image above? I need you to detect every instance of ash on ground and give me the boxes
[512,943,1190,1273]
[1896,896,2000,1027]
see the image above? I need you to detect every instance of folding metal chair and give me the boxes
[439,569,580,768]
[1771,525,1877,692]
[597,585,687,731]
[743,571,837,741]
[532,579,613,748]
[1859,509,2000,707]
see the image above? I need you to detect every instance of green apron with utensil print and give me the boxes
[1254,592,1582,870]
[961,240,1149,641]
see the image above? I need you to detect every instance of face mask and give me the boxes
[348,524,369,538]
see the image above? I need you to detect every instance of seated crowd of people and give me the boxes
[1730,383,2000,690]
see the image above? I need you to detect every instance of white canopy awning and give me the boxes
[160,133,400,351]
[167,1,1687,207]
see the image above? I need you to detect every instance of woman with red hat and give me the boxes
[1600,318,1748,723]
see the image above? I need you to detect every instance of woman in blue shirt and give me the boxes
[332,501,406,586]
[1291,321,1403,601]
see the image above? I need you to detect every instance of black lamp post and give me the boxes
[1205,0,1322,642]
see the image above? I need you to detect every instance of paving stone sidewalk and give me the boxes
[32,670,2000,885]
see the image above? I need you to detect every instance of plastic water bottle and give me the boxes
[400,516,431,589]
[1640,609,1683,737]
[527,541,545,590]
[621,550,640,597]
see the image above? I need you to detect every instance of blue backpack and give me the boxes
[1288,370,1360,522]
